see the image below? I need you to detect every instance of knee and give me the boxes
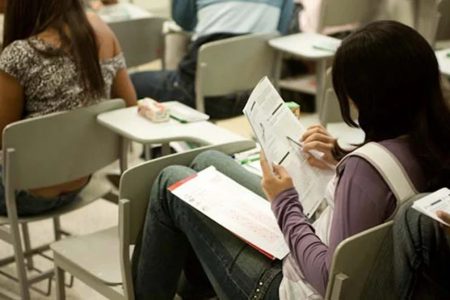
[191,150,229,171]
[157,165,196,189]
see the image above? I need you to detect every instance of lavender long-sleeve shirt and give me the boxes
[271,138,426,296]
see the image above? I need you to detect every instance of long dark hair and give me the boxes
[332,20,450,190]
[3,0,105,99]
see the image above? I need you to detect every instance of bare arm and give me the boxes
[110,35,137,106]
[0,71,24,147]
[87,12,137,107]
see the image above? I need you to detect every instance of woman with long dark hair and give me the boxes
[131,21,450,299]
[0,0,137,216]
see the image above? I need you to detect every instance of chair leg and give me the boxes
[21,223,34,271]
[53,216,62,240]
[54,265,66,300]
[10,222,31,300]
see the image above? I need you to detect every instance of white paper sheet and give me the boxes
[243,77,333,217]
[170,167,290,260]
[412,188,450,226]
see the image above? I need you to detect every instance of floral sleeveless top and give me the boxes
[0,37,126,118]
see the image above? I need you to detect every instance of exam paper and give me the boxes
[169,167,290,260]
[412,188,450,226]
[243,77,333,217]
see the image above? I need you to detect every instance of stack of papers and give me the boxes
[169,167,290,260]
[412,188,450,226]
[243,77,334,217]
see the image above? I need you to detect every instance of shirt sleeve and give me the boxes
[278,0,295,34]
[0,41,31,86]
[271,156,396,296]
[172,0,197,31]
[110,52,127,72]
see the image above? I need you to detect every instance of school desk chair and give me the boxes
[195,32,279,113]
[325,193,428,300]
[0,99,128,300]
[319,68,358,127]
[108,16,167,69]
[50,140,255,300]
[270,0,376,115]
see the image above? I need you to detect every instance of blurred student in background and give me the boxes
[0,0,136,216]
[131,0,294,118]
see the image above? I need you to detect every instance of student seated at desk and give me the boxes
[130,0,294,119]
[0,0,137,216]
[131,21,450,300]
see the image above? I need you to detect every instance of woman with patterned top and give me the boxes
[0,0,137,216]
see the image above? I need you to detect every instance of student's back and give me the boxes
[0,0,136,214]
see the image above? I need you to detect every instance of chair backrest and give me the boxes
[325,193,429,300]
[195,32,279,112]
[2,99,125,190]
[319,68,357,127]
[108,17,166,68]
[118,140,254,299]
[325,221,393,300]
[318,0,376,32]
[119,140,255,245]
[414,0,442,45]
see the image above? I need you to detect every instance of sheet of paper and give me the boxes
[412,188,450,226]
[170,167,290,260]
[243,77,333,216]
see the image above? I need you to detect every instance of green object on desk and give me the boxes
[447,52,450,58]
[286,101,300,110]
[240,155,260,165]
[170,115,187,123]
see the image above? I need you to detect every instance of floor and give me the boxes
[0,1,366,299]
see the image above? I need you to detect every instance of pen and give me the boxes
[312,45,336,52]
[170,115,187,123]
[286,136,304,149]
[286,136,335,169]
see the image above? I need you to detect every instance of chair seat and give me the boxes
[50,226,122,285]
[0,175,112,226]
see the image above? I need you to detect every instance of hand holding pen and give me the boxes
[298,125,339,170]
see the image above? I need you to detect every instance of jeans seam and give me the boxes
[178,206,249,298]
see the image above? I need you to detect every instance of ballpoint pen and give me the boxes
[286,136,335,169]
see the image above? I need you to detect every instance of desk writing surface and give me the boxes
[269,32,340,60]
[436,49,450,76]
[97,106,246,145]
[97,3,152,23]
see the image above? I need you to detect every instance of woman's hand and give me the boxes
[436,211,450,234]
[260,152,294,201]
[301,125,338,169]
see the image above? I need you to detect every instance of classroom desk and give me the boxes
[95,3,152,23]
[436,49,450,77]
[269,33,341,113]
[97,106,248,150]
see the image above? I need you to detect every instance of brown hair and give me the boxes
[332,21,450,190]
[3,0,105,99]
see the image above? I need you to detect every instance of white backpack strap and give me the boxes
[341,142,417,204]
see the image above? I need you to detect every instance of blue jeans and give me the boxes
[0,166,81,217]
[130,70,249,119]
[132,150,282,300]
[130,71,194,106]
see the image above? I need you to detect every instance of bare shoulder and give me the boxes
[86,12,119,59]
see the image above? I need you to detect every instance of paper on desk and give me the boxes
[243,77,333,217]
[169,167,290,260]
[412,188,450,226]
